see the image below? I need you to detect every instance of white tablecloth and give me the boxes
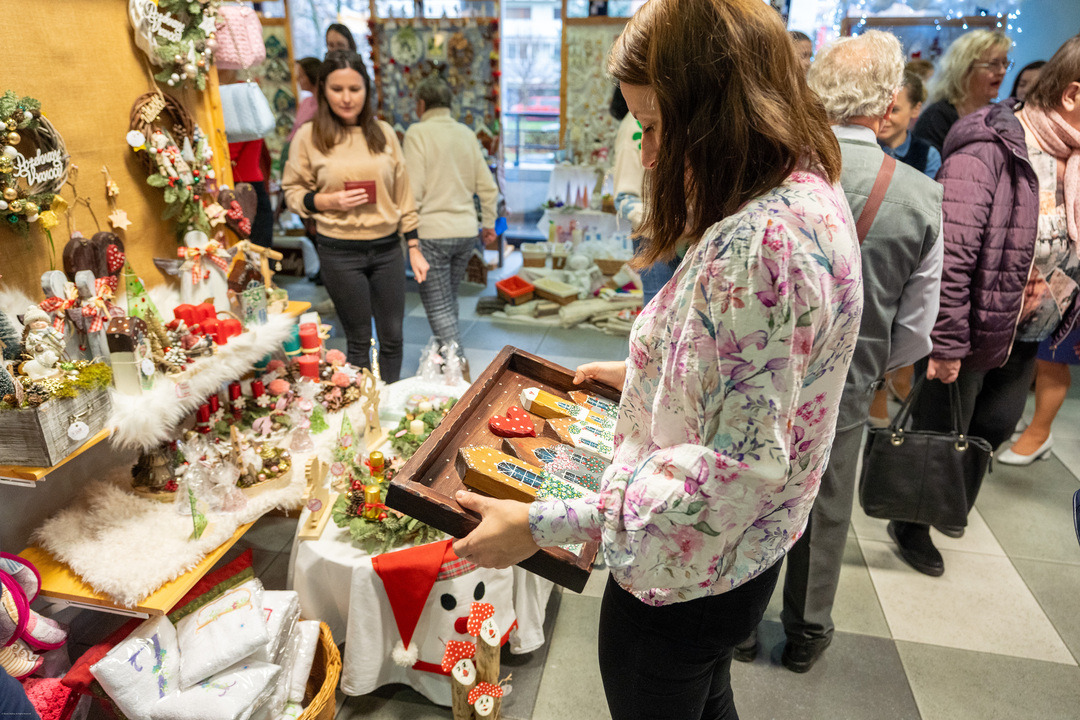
[288,514,555,705]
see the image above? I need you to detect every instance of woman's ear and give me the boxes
[1061,81,1080,114]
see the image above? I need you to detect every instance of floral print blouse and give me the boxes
[528,170,864,606]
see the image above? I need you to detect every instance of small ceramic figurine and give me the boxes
[20,306,66,380]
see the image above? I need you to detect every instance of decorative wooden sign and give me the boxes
[545,417,615,461]
[457,446,546,503]
[386,346,619,592]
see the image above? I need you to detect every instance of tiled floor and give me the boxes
[84,257,1079,719]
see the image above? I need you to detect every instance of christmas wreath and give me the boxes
[0,91,69,237]
[128,92,216,235]
[129,0,221,90]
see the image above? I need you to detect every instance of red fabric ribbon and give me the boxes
[178,241,229,285]
[80,278,116,333]
[39,296,76,334]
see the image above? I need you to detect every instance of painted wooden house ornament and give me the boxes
[457,446,546,503]
[568,390,618,420]
[546,417,614,461]
[468,682,503,718]
[521,387,615,432]
[502,437,606,493]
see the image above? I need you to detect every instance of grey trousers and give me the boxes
[417,236,478,359]
[781,422,866,642]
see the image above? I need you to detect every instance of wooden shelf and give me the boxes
[18,521,255,617]
[284,300,311,318]
[0,429,112,486]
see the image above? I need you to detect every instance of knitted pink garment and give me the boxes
[21,677,77,720]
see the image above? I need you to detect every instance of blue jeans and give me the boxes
[0,667,40,719]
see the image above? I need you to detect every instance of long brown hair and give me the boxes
[312,50,386,155]
[608,0,841,265]
[1025,35,1080,112]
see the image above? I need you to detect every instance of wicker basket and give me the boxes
[299,622,342,720]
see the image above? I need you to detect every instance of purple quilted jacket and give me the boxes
[932,102,1040,370]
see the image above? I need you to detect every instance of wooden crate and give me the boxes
[0,387,111,467]
[386,346,617,592]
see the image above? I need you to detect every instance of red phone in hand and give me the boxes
[344,180,376,204]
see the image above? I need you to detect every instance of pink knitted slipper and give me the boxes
[0,553,41,602]
[20,608,68,652]
[0,571,29,647]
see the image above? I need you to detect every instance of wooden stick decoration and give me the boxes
[442,640,478,720]
[467,602,500,687]
[229,240,283,290]
[467,681,503,719]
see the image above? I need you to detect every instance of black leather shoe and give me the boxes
[733,629,758,663]
[934,524,965,539]
[888,521,945,576]
[781,635,831,673]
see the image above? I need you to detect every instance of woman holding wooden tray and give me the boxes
[453,1,863,718]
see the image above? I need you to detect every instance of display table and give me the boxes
[536,207,627,247]
[289,519,555,706]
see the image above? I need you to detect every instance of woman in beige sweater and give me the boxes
[283,50,419,383]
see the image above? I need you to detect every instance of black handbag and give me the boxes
[858,376,993,528]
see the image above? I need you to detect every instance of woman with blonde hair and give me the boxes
[914,29,1012,151]
[450,0,863,717]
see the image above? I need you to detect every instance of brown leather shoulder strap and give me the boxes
[855,154,897,244]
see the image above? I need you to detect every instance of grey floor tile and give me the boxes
[898,640,1080,720]
[240,515,300,554]
[732,622,921,720]
[461,319,547,353]
[501,591,563,720]
[975,456,1080,564]
[463,346,501,377]
[531,593,610,720]
[337,686,453,719]
[538,327,630,362]
[399,342,427,380]
[579,567,610,599]
[403,314,436,345]
[1013,558,1080,663]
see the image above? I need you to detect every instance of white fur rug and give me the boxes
[32,470,304,609]
[109,312,295,450]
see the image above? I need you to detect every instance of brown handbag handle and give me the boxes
[855,153,897,244]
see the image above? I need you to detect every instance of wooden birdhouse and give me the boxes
[466,248,487,285]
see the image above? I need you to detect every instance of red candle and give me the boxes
[299,323,321,351]
[195,302,217,324]
[252,380,265,397]
[298,354,320,380]
[228,382,241,400]
[202,318,221,339]
[196,404,210,422]
[208,394,220,413]
[216,318,242,345]
[173,304,197,326]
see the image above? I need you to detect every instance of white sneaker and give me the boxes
[997,434,1054,465]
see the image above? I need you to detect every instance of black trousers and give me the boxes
[315,236,405,383]
[598,561,782,720]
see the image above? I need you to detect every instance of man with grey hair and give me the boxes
[403,77,499,379]
[734,29,945,672]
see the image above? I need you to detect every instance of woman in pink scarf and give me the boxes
[998,37,1080,466]
[889,36,1080,576]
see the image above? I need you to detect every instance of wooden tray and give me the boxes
[386,346,619,592]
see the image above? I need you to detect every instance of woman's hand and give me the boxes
[315,188,369,211]
[926,357,961,384]
[452,491,538,569]
[410,246,429,283]
[574,361,626,390]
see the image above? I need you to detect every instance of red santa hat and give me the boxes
[371,538,476,667]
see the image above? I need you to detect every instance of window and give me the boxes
[507,7,531,19]
[496,461,545,489]
[553,7,561,19]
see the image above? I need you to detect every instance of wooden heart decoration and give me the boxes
[62,231,125,284]
[217,184,257,238]
[488,406,536,438]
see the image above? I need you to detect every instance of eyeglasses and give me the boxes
[971,59,1013,73]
